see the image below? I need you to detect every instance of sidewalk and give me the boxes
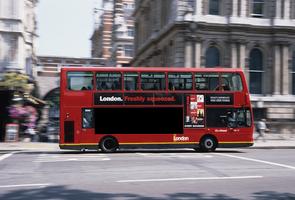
[0,142,59,152]
[0,133,295,151]
[252,132,295,149]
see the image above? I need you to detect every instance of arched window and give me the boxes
[249,48,263,94]
[206,46,220,68]
[292,51,295,95]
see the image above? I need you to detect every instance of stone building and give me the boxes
[109,0,135,67]
[132,0,295,132]
[91,0,114,61]
[0,0,37,74]
[0,0,38,141]
[91,0,135,67]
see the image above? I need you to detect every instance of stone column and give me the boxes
[282,45,290,95]
[276,0,282,18]
[195,0,203,16]
[273,45,281,95]
[240,0,247,17]
[231,43,238,68]
[185,40,193,68]
[284,0,290,19]
[239,43,246,70]
[195,41,202,67]
[232,0,238,17]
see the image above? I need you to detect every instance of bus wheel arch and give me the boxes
[99,136,119,153]
[199,134,218,152]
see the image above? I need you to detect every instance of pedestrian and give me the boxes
[256,118,267,142]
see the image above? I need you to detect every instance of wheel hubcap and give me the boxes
[205,139,213,148]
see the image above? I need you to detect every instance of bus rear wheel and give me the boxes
[200,136,217,152]
[99,137,118,153]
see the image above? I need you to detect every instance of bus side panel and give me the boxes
[94,107,183,134]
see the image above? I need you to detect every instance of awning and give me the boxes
[24,94,47,106]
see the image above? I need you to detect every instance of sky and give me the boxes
[36,0,100,58]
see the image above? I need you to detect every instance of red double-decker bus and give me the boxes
[59,67,254,152]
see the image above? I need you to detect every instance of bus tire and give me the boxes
[99,136,118,153]
[200,135,217,152]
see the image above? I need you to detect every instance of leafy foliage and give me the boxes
[0,72,30,91]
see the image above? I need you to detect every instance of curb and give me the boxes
[250,146,295,149]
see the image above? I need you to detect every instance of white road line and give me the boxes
[215,153,295,170]
[34,159,110,163]
[0,152,15,162]
[0,183,52,189]
[117,176,263,183]
[40,155,108,158]
[34,154,110,163]
[135,153,210,159]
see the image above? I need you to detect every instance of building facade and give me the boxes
[0,0,37,74]
[109,0,134,67]
[35,56,105,98]
[91,0,135,67]
[132,0,295,132]
[91,0,114,61]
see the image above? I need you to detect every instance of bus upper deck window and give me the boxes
[124,73,139,90]
[96,72,122,90]
[168,73,192,90]
[141,73,166,90]
[67,72,93,91]
[221,73,243,91]
[195,73,219,91]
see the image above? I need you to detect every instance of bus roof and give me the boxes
[61,67,244,73]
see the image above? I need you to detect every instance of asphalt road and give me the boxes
[0,149,294,200]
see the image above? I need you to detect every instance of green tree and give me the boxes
[0,72,31,92]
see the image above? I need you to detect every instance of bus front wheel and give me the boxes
[99,137,118,153]
[200,136,217,152]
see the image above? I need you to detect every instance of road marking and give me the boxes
[0,152,15,162]
[34,153,111,163]
[117,176,263,183]
[135,153,211,159]
[34,158,110,163]
[0,183,52,189]
[216,153,295,170]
